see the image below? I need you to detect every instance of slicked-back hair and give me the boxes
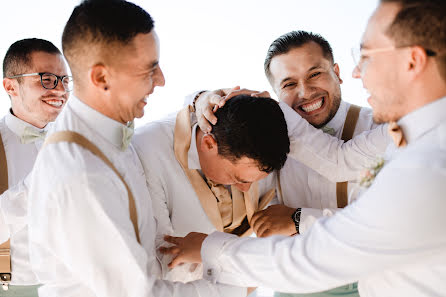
[3,38,61,80]
[62,0,154,79]
[212,95,290,173]
[264,31,334,82]
[380,0,446,81]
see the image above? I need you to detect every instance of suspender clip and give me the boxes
[1,273,11,290]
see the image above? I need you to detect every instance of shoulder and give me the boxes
[133,115,177,162]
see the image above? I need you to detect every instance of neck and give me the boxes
[73,89,125,124]
[10,105,47,129]
[399,78,446,120]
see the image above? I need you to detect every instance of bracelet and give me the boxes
[192,90,208,112]
[291,208,302,234]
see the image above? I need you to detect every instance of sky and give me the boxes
[0,0,378,127]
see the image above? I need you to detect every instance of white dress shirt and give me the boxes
[201,96,446,297]
[279,100,391,234]
[0,110,47,285]
[133,115,277,282]
[27,96,245,297]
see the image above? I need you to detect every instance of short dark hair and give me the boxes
[62,0,154,78]
[3,38,61,79]
[380,0,446,81]
[212,95,289,173]
[264,31,334,82]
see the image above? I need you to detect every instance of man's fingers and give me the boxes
[251,91,271,98]
[168,254,184,268]
[202,107,217,125]
[250,210,265,231]
[256,222,271,238]
[197,116,212,133]
[159,246,181,255]
[164,235,181,245]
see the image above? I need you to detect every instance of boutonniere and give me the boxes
[359,157,385,188]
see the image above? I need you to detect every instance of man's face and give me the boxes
[6,52,69,128]
[107,31,165,123]
[352,3,406,123]
[200,154,269,192]
[269,42,342,128]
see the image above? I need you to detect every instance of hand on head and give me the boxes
[159,232,208,268]
[251,204,297,237]
[195,86,272,133]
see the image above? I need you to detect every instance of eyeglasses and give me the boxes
[351,46,437,71]
[7,72,73,92]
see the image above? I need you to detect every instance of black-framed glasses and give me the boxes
[7,72,73,92]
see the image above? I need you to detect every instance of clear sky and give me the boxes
[0,0,378,127]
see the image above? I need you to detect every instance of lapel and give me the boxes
[174,106,224,232]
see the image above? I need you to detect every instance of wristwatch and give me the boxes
[291,208,302,234]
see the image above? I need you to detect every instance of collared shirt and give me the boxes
[0,110,48,285]
[279,100,391,233]
[28,95,245,297]
[133,115,277,283]
[201,96,446,297]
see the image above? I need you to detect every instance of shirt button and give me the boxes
[207,269,213,276]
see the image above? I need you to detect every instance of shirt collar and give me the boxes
[68,95,134,151]
[324,100,348,133]
[398,96,446,145]
[187,123,201,170]
[5,109,47,138]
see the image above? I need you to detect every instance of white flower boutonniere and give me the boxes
[359,157,385,188]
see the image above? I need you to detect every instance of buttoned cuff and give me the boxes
[299,208,338,234]
[202,231,246,286]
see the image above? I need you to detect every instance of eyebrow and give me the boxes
[279,64,324,86]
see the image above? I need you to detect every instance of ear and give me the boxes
[89,63,110,92]
[333,63,343,84]
[200,133,218,154]
[3,78,18,97]
[407,46,428,77]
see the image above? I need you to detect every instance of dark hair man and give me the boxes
[27,1,247,297]
[164,0,446,296]
[133,94,289,282]
[0,38,70,297]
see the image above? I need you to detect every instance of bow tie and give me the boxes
[321,126,336,136]
[388,122,407,148]
[21,126,47,144]
[121,121,134,151]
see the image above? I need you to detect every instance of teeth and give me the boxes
[301,98,323,113]
[46,100,63,107]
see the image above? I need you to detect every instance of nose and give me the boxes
[154,66,165,87]
[352,65,361,79]
[234,183,252,192]
[297,82,312,100]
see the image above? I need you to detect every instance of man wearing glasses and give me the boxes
[164,0,446,296]
[0,38,71,297]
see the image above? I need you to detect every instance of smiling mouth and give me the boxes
[43,99,64,108]
[299,97,325,114]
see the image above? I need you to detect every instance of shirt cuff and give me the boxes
[299,208,338,234]
[201,231,240,284]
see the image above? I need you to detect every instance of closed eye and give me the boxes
[282,82,296,89]
[309,72,321,79]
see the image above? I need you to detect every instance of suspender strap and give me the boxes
[0,134,12,289]
[44,131,141,244]
[336,104,361,208]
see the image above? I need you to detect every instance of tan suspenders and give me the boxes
[0,133,11,290]
[276,104,361,208]
[44,131,141,243]
[336,104,361,208]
